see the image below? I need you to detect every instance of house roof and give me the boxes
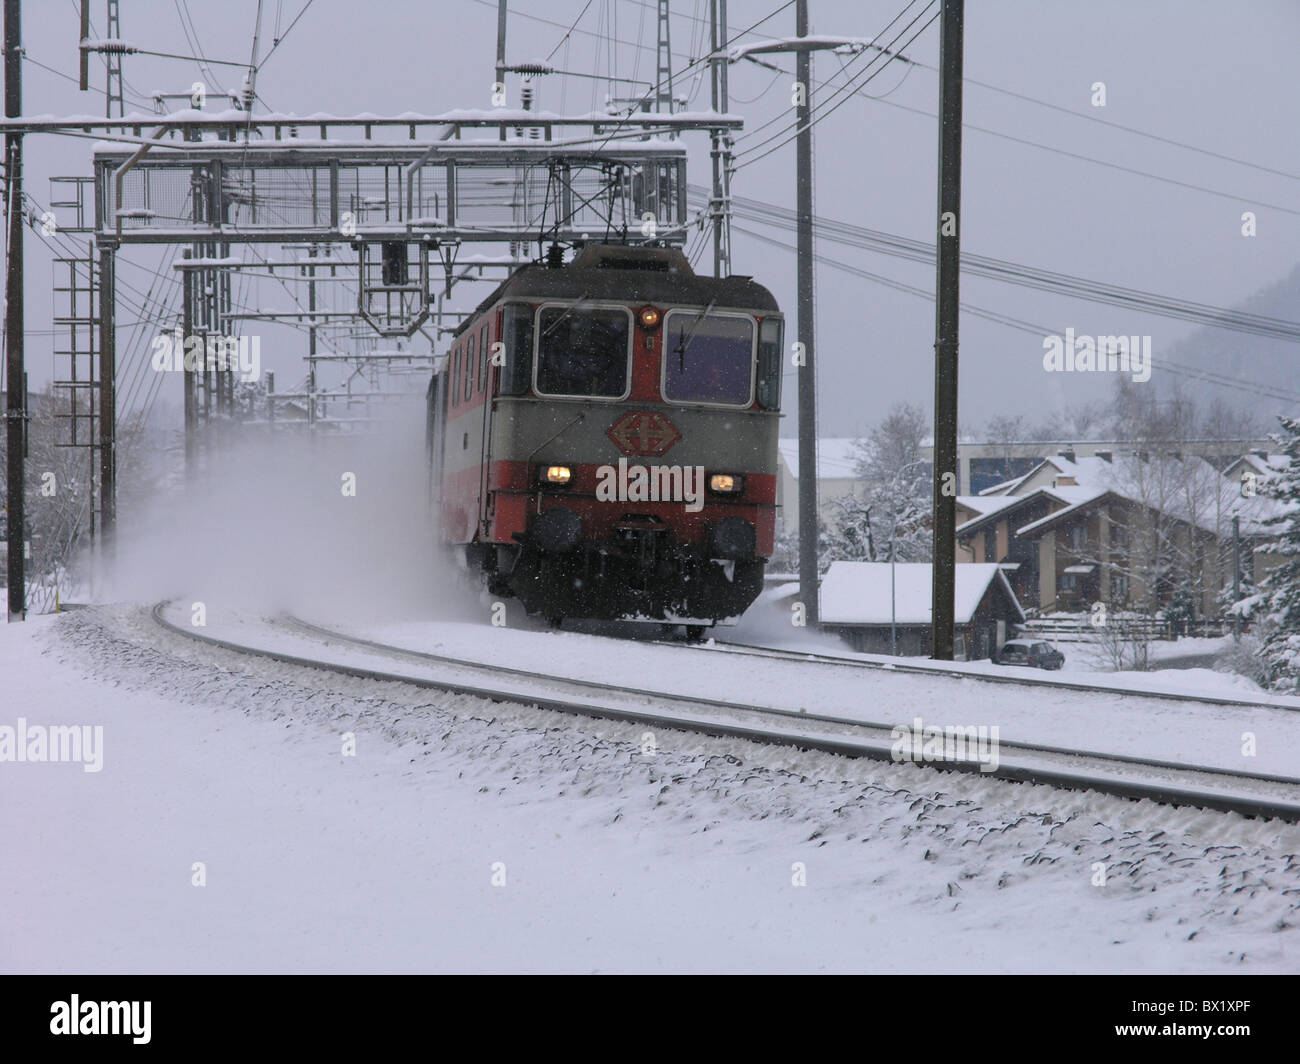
[1005,452,1280,537]
[977,476,1023,496]
[954,486,1094,537]
[820,561,1024,626]
[1014,490,1119,537]
[1226,452,1291,477]
[776,438,864,481]
[956,493,1022,516]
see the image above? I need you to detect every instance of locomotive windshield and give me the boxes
[535,305,632,398]
[663,310,754,406]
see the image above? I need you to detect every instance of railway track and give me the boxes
[150,602,1300,822]
[681,635,1300,713]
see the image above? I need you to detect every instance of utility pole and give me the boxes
[1232,514,1241,644]
[709,0,731,278]
[795,0,818,625]
[242,0,264,111]
[930,0,963,660]
[98,245,115,540]
[655,0,674,113]
[104,0,123,117]
[725,22,881,628]
[717,0,731,275]
[5,0,24,620]
[307,245,318,426]
[495,0,508,142]
[182,249,196,473]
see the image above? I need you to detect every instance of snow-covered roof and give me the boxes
[777,438,863,481]
[1001,452,1280,536]
[977,476,1023,496]
[1233,453,1291,476]
[820,562,1022,626]
[957,493,1028,517]
[954,486,1101,537]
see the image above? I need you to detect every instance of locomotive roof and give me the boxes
[451,243,780,338]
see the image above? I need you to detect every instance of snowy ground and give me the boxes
[307,591,1300,778]
[729,588,1278,702]
[3,604,1298,973]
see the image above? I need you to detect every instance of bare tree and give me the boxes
[0,386,171,611]
[1088,611,1152,672]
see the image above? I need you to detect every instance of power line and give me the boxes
[622,0,1300,187]
[707,187,1300,342]
[923,64,1300,186]
[546,0,600,62]
[22,53,154,111]
[732,2,941,171]
[732,224,1300,406]
[863,92,1300,220]
[733,0,928,148]
[256,0,316,72]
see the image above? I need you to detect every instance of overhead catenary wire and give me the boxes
[732,0,928,151]
[700,186,1300,343]
[733,224,1300,406]
[731,2,942,171]
[175,0,228,95]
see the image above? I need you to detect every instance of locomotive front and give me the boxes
[435,243,783,629]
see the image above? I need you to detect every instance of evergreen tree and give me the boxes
[1257,415,1300,691]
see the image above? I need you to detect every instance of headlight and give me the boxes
[637,305,661,330]
[543,465,572,485]
[709,473,743,494]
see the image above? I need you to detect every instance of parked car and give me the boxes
[995,638,1065,670]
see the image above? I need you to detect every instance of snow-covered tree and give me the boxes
[824,492,877,563]
[1256,415,1300,691]
[842,402,932,564]
[770,513,831,574]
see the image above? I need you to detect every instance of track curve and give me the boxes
[151,602,1300,822]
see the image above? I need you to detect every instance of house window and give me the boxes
[1069,525,1085,550]
[1112,574,1129,601]
[1061,573,1077,591]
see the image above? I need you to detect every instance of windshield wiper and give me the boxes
[540,292,593,341]
[674,298,717,372]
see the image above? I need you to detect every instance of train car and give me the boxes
[426,242,783,632]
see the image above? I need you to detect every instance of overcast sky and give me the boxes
[12,0,1300,438]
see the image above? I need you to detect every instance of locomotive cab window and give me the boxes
[479,324,490,391]
[499,304,534,396]
[464,334,476,401]
[450,349,460,409]
[757,316,783,411]
[535,304,632,399]
[662,310,755,406]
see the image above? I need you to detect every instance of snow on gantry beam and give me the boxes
[0,108,744,135]
[91,137,693,247]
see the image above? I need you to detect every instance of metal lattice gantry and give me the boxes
[0,109,744,541]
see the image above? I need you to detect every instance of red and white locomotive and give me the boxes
[426,242,783,631]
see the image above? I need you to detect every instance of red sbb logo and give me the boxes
[606,411,682,457]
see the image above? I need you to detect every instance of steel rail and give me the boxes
[147,602,1300,822]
